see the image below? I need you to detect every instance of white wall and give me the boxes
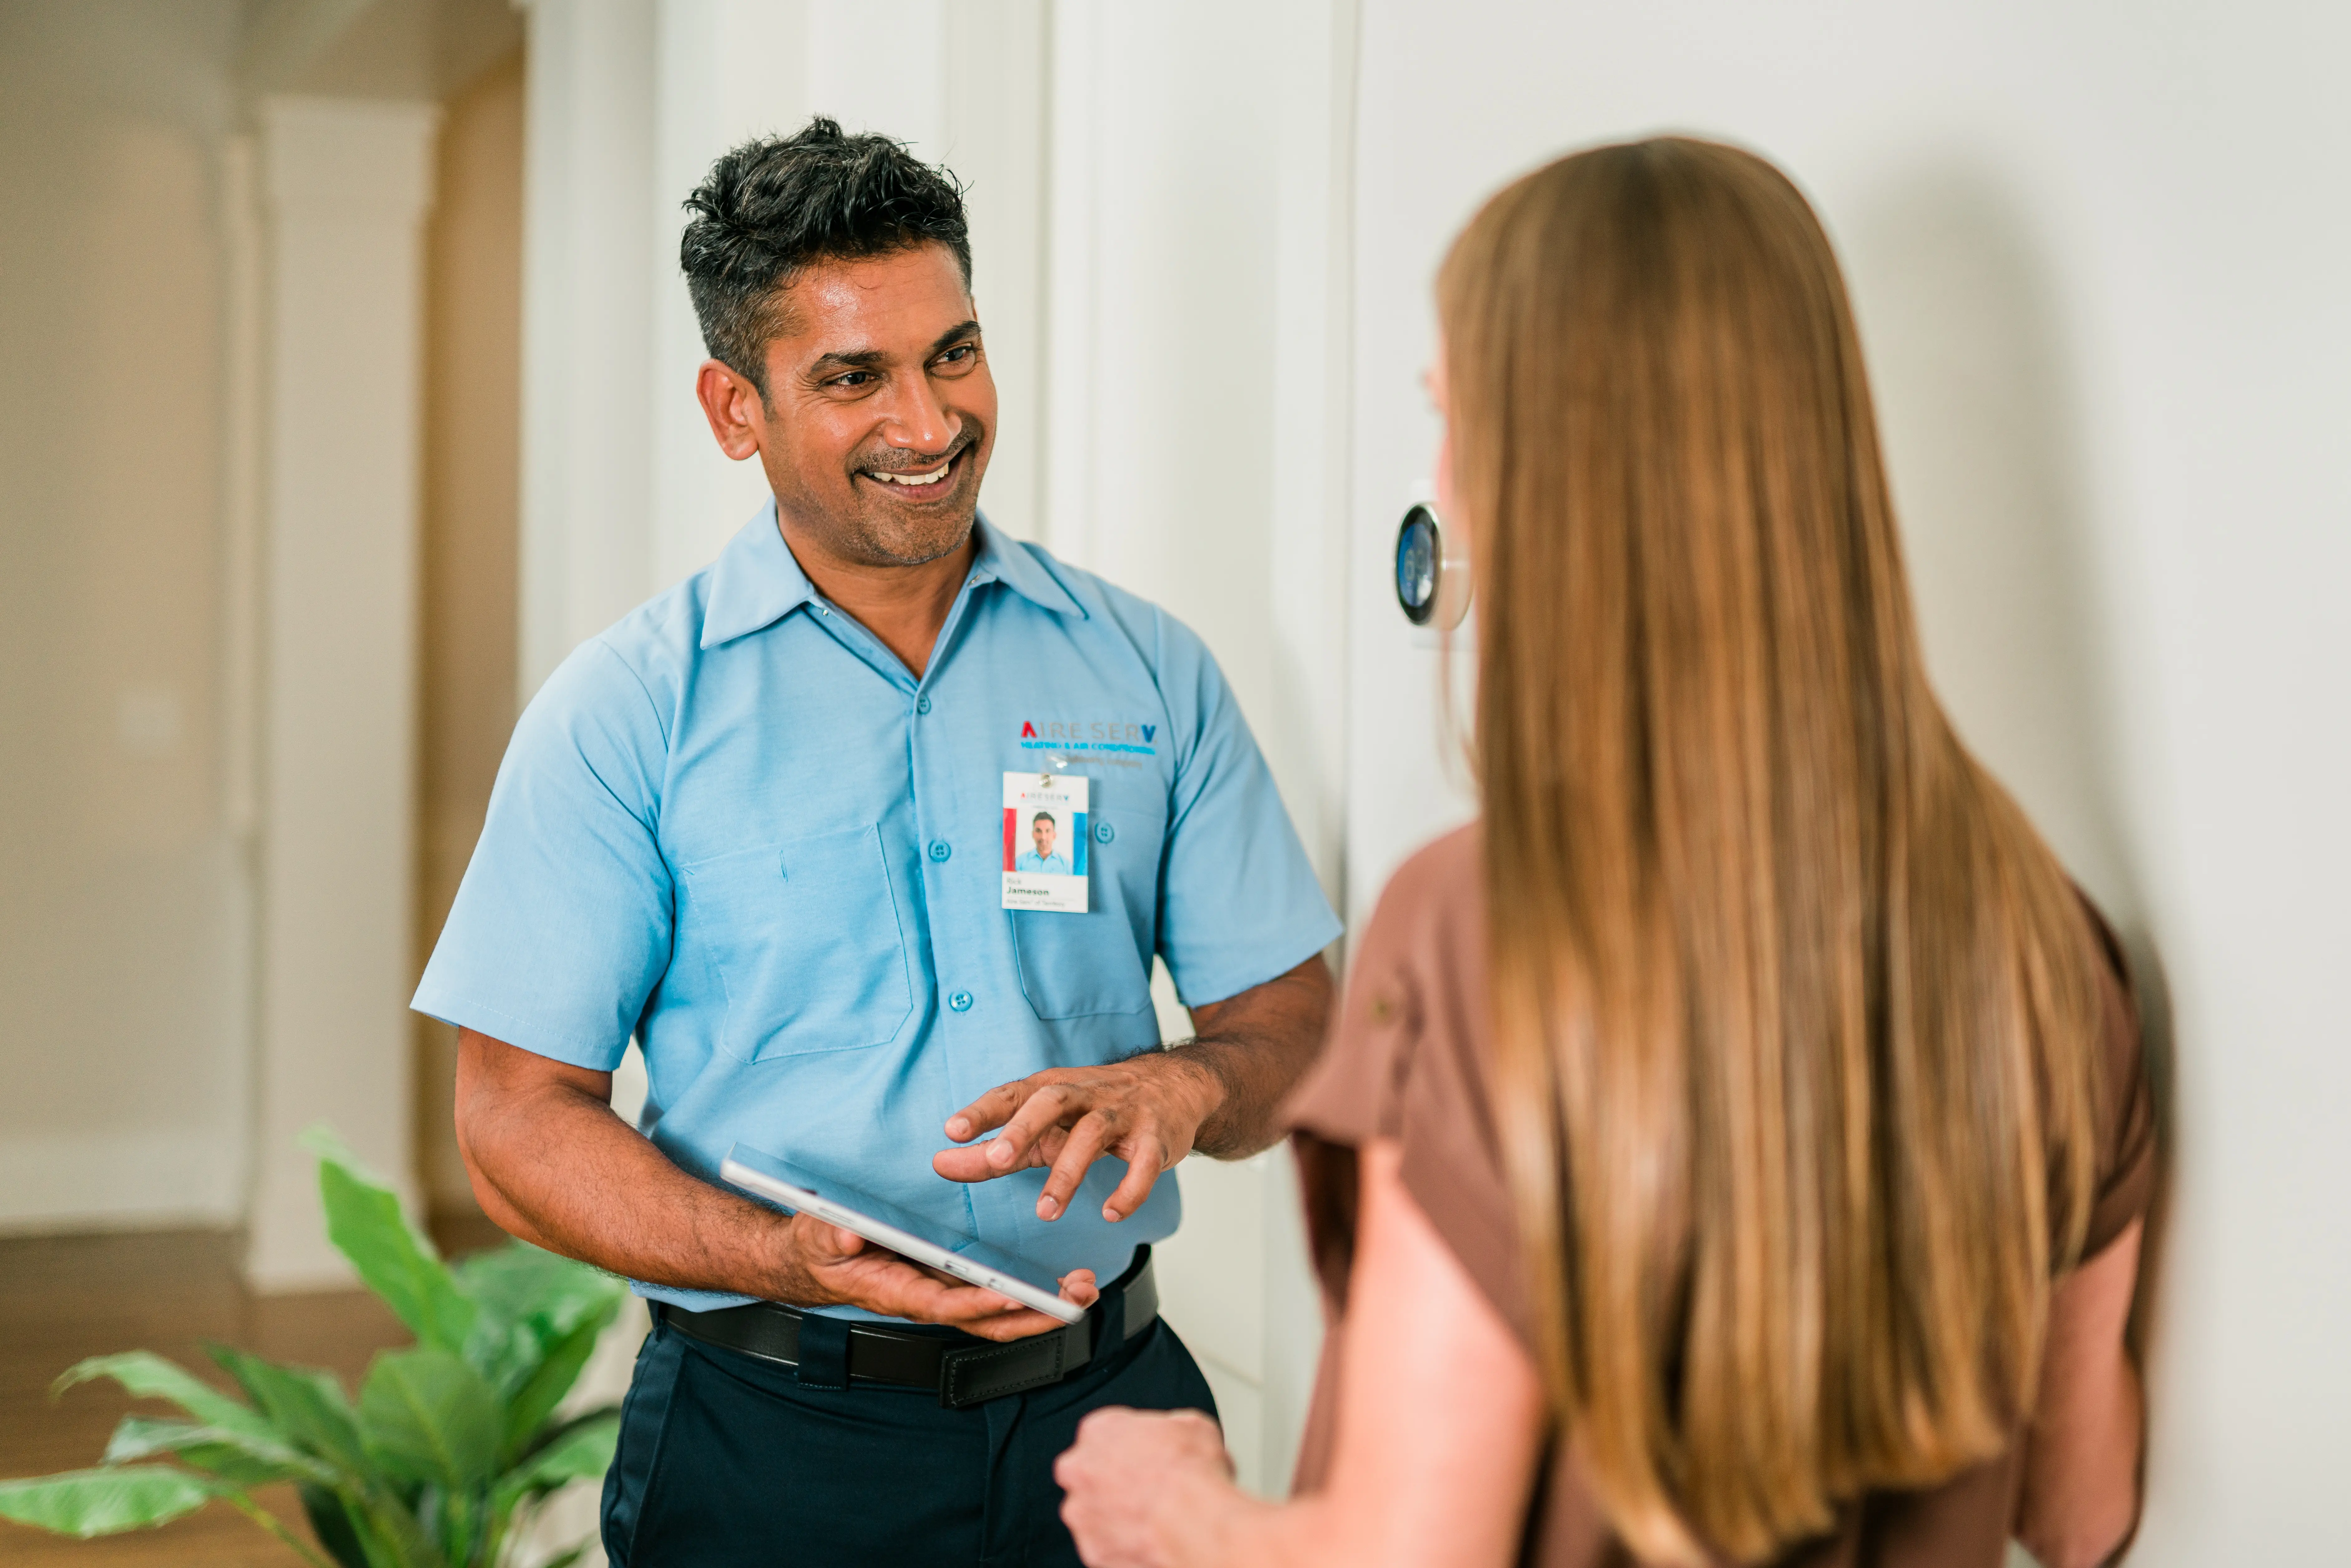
[518,0,1055,702]
[1343,1,2351,1557]
[516,0,658,700]
[644,0,1055,591]
[0,0,253,1231]
[1042,0,1357,1495]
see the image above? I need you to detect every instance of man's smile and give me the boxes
[857,446,969,501]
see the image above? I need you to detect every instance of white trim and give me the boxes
[246,94,441,1291]
[1040,0,1101,568]
[517,0,658,701]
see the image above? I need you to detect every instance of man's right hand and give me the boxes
[767,1212,1099,1343]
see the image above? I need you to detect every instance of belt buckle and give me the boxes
[936,1318,1091,1409]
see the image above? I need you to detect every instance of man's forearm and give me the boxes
[461,1031,1099,1337]
[457,1053,785,1300]
[1172,954,1334,1159]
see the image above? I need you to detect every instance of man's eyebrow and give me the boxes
[803,322,979,380]
[805,346,889,378]
[928,319,982,356]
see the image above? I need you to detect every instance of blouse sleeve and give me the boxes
[2078,899,2158,1260]
[1282,829,1536,1346]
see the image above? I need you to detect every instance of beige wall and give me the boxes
[0,1,251,1228]
[0,4,528,1239]
[414,51,525,1218]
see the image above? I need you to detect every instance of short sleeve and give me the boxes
[1151,612,1342,1005]
[411,639,676,1071]
[1284,830,1532,1343]
[2078,901,2157,1259]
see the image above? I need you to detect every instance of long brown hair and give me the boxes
[1443,138,2105,1563]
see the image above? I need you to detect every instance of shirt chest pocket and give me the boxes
[680,825,914,1061]
[1008,801,1167,1021]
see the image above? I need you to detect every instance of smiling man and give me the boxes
[413,120,1339,1566]
[1018,812,1072,875]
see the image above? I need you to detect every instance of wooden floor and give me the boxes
[0,1221,504,1566]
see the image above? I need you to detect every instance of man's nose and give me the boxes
[880,370,956,455]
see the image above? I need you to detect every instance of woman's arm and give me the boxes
[2013,1218,2146,1568]
[1055,1138,1548,1568]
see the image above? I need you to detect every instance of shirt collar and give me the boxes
[965,514,1086,620]
[699,502,817,650]
[699,502,1082,651]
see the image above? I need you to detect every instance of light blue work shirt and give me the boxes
[1014,850,1072,875]
[414,505,1341,1317]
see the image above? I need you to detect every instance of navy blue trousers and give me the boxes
[601,1310,1217,1567]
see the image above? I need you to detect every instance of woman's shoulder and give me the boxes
[1358,822,1484,961]
[1347,824,1489,1039]
[1283,822,1487,1144]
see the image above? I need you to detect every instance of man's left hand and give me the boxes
[932,954,1335,1223]
[932,1051,1221,1223]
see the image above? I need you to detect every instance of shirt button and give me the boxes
[948,990,974,1012]
[928,839,952,862]
[916,694,932,714]
[1093,820,1115,844]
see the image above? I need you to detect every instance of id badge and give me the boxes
[1002,772,1088,913]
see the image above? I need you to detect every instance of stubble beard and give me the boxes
[828,419,988,568]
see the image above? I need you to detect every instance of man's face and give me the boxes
[717,244,997,568]
[1032,817,1056,858]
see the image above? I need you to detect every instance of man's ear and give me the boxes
[695,359,767,461]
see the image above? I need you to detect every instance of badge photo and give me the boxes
[1002,772,1088,914]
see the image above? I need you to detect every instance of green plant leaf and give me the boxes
[343,1486,442,1568]
[533,1543,594,1568]
[493,1412,617,1509]
[101,1415,321,1489]
[0,1466,216,1538]
[508,1404,620,1472]
[206,1345,369,1477]
[436,1484,486,1568]
[296,1484,372,1568]
[356,1347,500,1490]
[454,1243,619,1335]
[497,1304,615,1462]
[53,1352,277,1445]
[302,1126,478,1353]
[453,1242,625,1388]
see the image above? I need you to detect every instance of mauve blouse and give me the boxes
[1283,825,2154,1568]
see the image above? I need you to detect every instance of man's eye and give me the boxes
[936,345,975,366]
[832,371,875,388]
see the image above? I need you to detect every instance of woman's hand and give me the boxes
[1052,1141,1544,1568]
[1055,1406,1241,1568]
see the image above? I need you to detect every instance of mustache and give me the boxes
[856,424,978,474]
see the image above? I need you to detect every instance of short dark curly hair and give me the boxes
[680,117,971,397]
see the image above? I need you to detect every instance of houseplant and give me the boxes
[0,1128,628,1568]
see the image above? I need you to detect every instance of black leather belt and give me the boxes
[656,1246,1158,1410]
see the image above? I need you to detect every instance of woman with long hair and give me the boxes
[1053,137,2152,1568]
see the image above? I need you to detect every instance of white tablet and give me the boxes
[720,1143,1087,1326]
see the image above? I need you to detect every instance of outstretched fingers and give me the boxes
[1101,1134,1170,1223]
[984,1079,1088,1172]
[944,1079,1030,1143]
[1037,1110,1120,1220]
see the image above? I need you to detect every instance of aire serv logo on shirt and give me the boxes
[1018,719,1157,756]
